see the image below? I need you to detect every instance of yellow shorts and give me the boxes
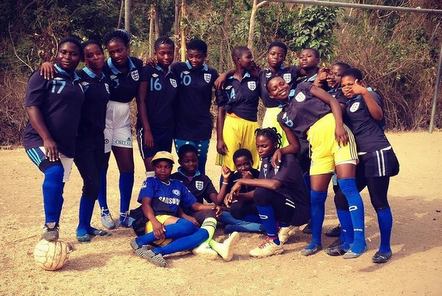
[262,107,288,148]
[146,215,175,246]
[216,113,260,170]
[307,113,358,175]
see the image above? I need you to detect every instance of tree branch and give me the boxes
[8,23,34,72]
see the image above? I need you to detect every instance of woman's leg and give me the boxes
[112,146,134,226]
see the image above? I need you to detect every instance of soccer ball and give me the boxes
[33,239,73,271]
[146,222,172,247]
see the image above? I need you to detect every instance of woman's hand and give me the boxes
[40,62,55,80]
[335,124,349,147]
[217,139,228,155]
[221,166,232,180]
[143,130,154,148]
[151,220,166,240]
[43,138,59,162]
[271,148,282,168]
[224,193,234,208]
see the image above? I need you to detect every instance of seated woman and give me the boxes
[230,128,310,257]
[130,151,238,267]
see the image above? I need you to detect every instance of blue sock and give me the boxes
[97,166,109,210]
[243,214,261,224]
[136,218,197,246]
[256,205,280,244]
[154,228,209,255]
[309,191,327,248]
[42,165,64,224]
[338,178,366,254]
[303,172,311,191]
[376,207,393,253]
[119,171,134,215]
[77,195,95,236]
[336,209,353,250]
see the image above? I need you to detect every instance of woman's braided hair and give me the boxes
[255,127,282,148]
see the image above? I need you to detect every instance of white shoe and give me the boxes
[211,232,240,262]
[278,225,298,244]
[100,208,116,230]
[249,238,284,258]
[192,243,218,260]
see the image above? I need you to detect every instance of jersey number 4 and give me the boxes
[51,80,66,94]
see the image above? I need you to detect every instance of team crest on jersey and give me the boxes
[350,102,360,112]
[131,70,139,81]
[195,181,204,191]
[248,81,256,91]
[283,73,292,83]
[295,92,306,102]
[170,78,177,88]
[104,83,110,94]
[172,189,181,196]
[204,73,211,83]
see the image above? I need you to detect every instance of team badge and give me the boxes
[104,83,110,94]
[248,81,256,91]
[204,73,212,83]
[283,73,292,83]
[295,92,306,102]
[172,189,181,196]
[350,102,360,112]
[131,70,139,81]
[195,181,204,191]
[170,78,177,88]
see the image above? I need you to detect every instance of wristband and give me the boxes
[222,181,228,185]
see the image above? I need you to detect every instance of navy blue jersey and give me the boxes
[172,61,219,140]
[259,154,309,206]
[227,168,260,193]
[171,168,217,204]
[138,177,197,216]
[76,67,110,139]
[138,65,178,130]
[216,72,260,122]
[259,65,299,108]
[277,82,330,141]
[342,91,391,153]
[23,64,84,158]
[104,57,143,103]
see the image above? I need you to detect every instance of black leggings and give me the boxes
[334,176,391,211]
[230,199,258,220]
[254,188,295,225]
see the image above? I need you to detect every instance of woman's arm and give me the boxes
[216,106,228,155]
[353,81,383,120]
[231,178,282,195]
[271,123,300,167]
[311,85,349,146]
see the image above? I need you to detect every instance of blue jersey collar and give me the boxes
[185,60,209,71]
[228,71,251,80]
[82,66,105,80]
[54,64,80,81]
[107,57,136,75]
[177,167,201,178]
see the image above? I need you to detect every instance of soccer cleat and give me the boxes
[325,244,348,256]
[249,237,284,258]
[216,232,240,261]
[325,224,341,237]
[302,222,312,234]
[278,225,298,244]
[192,243,218,260]
[42,222,59,242]
[372,250,392,264]
[130,239,166,267]
[100,208,116,230]
[118,212,134,228]
[300,243,322,256]
[343,245,367,259]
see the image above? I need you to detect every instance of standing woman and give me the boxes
[332,68,399,263]
[99,29,143,228]
[74,40,112,242]
[23,37,84,241]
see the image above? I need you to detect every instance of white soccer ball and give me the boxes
[33,239,73,271]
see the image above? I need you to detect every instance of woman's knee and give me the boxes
[253,188,273,206]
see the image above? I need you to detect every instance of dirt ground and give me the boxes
[0,132,441,296]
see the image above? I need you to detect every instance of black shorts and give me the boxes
[137,127,174,159]
[358,147,399,177]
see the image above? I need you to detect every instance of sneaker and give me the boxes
[249,238,284,258]
[278,225,298,244]
[302,222,312,234]
[42,222,59,242]
[192,243,218,260]
[216,232,240,261]
[372,250,392,264]
[130,239,166,267]
[118,212,134,228]
[325,224,341,237]
[325,244,348,256]
[343,245,367,259]
[300,243,322,256]
[100,208,116,230]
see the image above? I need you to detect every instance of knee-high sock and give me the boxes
[42,165,64,224]
[119,171,134,215]
[97,166,109,210]
[77,195,95,235]
[376,207,393,253]
[256,205,280,244]
[309,190,327,247]
[336,209,353,250]
[153,228,209,255]
[135,218,197,246]
[338,178,366,253]
[200,217,217,246]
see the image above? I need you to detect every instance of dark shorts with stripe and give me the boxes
[137,127,174,159]
[358,147,399,177]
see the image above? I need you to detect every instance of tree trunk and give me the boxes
[174,0,180,58]
[247,0,267,53]
[125,0,131,33]
[117,0,124,29]
[180,0,187,62]
[148,4,155,56]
